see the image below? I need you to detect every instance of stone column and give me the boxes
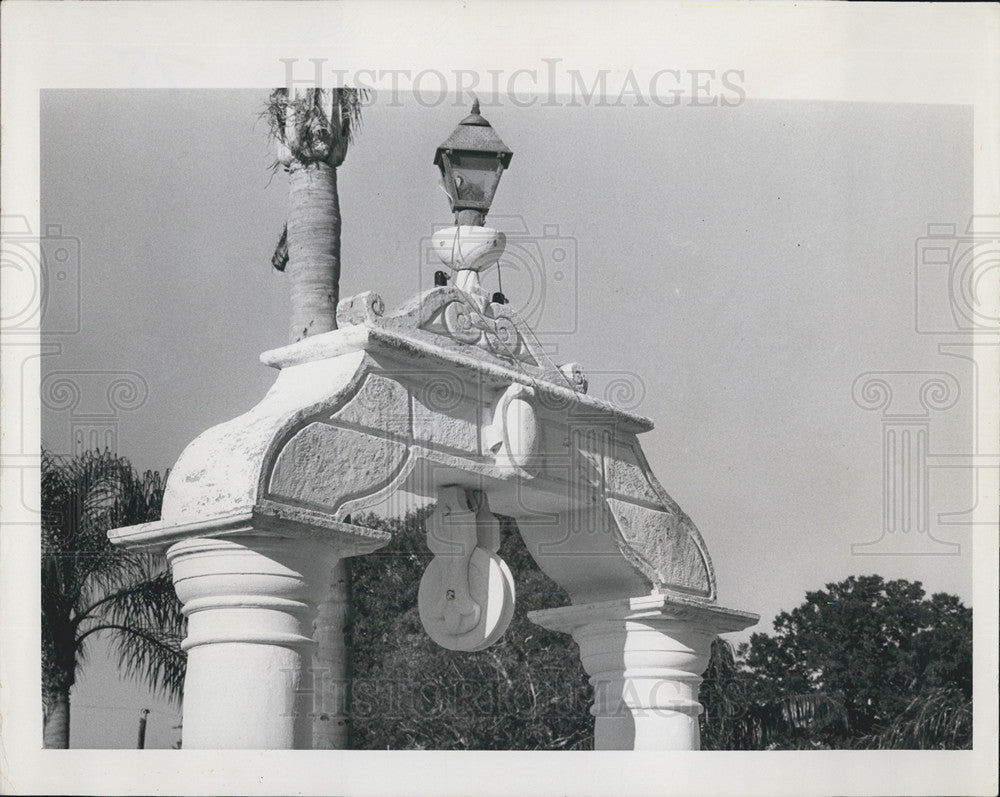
[168,534,338,749]
[311,559,352,749]
[529,595,756,751]
[113,500,388,750]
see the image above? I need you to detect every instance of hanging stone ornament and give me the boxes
[417,487,515,651]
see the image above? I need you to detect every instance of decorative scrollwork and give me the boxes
[442,299,481,344]
[483,315,520,357]
[107,374,149,412]
[851,374,893,412]
[337,291,385,326]
[919,374,960,413]
[424,297,537,366]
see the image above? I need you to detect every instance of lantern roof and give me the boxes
[434,99,513,169]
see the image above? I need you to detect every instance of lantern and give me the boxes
[434,99,513,226]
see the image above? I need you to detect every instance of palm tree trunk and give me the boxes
[43,688,71,748]
[312,559,352,748]
[278,93,354,748]
[287,161,341,342]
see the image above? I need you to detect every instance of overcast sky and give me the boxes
[40,88,975,748]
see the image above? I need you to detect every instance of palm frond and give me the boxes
[79,565,187,701]
[335,87,366,145]
[867,687,972,749]
[272,223,289,271]
[86,621,187,702]
[41,448,183,727]
[263,87,366,167]
[750,691,848,749]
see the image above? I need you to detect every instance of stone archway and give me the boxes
[111,280,756,750]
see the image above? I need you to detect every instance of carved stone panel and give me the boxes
[606,498,712,597]
[607,438,661,505]
[268,423,408,514]
[411,379,480,454]
[332,373,411,438]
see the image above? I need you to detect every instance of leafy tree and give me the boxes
[348,511,593,750]
[698,637,749,750]
[41,449,185,748]
[699,638,848,750]
[734,575,972,749]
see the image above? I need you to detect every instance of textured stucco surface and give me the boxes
[160,351,367,522]
[606,498,711,597]
[333,372,410,437]
[269,423,408,513]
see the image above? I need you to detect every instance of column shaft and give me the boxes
[168,535,338,749]
[575,619,712,750]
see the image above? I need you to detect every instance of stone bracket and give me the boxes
[484,382,542,477]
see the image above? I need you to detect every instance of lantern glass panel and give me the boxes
[450,152,500,206]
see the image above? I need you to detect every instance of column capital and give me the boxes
[109,499,390,557]
[529,595,757,750]
[529,593,758,636]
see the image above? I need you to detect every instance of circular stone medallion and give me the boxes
[417,546,516,652]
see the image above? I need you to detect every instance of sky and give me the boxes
[40,88,976,748]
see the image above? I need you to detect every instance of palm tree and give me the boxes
[264,86,365,748]
[265,87,364,341]
[41,449,186,748]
